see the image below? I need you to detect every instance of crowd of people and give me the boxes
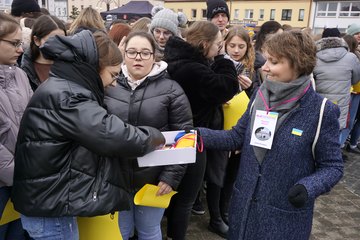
[2,0,360,239]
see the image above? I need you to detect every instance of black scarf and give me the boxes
[51,61,104,106]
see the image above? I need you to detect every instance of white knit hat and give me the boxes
[150,6,187,36]
[346,23,360,36]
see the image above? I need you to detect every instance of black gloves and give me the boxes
[288,184,308,208]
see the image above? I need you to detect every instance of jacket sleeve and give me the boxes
[159,81,193,189]
[56,94,165,158]
[351,54,360,85]
[297,101,343,200]
[0,144,14,186]
[182,56,239,105]
[199,97,253,151]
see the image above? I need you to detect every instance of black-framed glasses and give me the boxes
[0,39,24,49]
[125,50,153,60]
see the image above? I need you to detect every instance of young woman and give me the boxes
[68,7,106,35]
[224,26,255,96]
[164,21,239,239]
[12,30,165,240]
[0,12,33,240]
[21,14,66,91]
[215,25,255,227]
[198,30,343,240]
[105,31,192,240]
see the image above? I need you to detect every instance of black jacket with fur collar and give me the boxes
[164,36,238,129]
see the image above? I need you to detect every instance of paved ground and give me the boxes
[161,150,360,240]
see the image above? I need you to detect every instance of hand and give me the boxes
[288,184,308,208]
[118,36,126,56]
[238,75,252,90]
[218,41,225,55]
[156,181,173,196]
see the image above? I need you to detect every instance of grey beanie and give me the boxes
[150,6,187,36]
[347,23,360,36]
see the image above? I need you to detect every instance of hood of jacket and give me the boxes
[316,37,348,62]
[40,30,98,67]
[121,60,168,82]
[164,36,208,67]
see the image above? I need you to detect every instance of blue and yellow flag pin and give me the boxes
[291,128,303,136]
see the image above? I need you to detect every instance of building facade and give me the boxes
[310,0,360,33]
[164,0,311,28]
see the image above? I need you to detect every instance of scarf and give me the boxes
[251,75,311,163]
[51,61,104,106]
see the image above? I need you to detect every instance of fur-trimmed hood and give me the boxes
[316,37,348,62]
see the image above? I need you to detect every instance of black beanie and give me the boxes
[206,0,230,20]
[11,0,41,17]
[322,28,341,38]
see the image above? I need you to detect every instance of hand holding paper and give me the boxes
[134,184,177,208]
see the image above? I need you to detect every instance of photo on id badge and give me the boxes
[255,127,271,141]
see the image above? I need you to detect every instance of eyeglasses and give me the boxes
[0,39,24,49]
[153,29,173,38]
[125,50,153,60]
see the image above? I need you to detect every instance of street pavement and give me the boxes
[162,150,360,240]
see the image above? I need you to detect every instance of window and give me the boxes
[339,2,360,17]
[178,9,183,12]
[191,9,197,19]
[298,9,305,21]
[63,7,66,16]
[281,9,292,20]
[245,9,253,19]
[234,9,239,19]
[270,9,275,20]
[202,9,206,18]
[81,5,84,10]
[316,2,337,17]
[259,9,264,19]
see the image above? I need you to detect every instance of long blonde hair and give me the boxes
[224,26,255,77]
[68,7,106,35]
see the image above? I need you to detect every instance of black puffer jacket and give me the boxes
[12,30,165,217]
[105,61,193,192]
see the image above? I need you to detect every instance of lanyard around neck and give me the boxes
[258,83,311,113]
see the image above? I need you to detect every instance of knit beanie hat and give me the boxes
[346,23,360,36]
[206,0,230,20]
[150,6,187,37]
[11,0,41,17]
[322,28,341,38]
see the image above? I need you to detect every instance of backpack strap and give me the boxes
[312,98,327,159]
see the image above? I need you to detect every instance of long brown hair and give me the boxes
[184,21,219,57]
[224,26,255,77]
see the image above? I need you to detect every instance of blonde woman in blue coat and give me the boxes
[198,30,343,240]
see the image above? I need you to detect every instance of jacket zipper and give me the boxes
[92,157,104,201]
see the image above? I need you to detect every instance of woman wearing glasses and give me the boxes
[105,31,192,240]
[0,13,32,239]
[12,30,165,240]
[149,6,187,60]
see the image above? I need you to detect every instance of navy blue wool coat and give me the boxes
[199,86,343,240]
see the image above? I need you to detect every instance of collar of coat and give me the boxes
[316,37,348,52]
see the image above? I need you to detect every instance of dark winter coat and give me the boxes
[200,86,343,240]
[12,30,165,217]
[164,36,239,185]
[104,61,193,193]
[21,48,41,91]
[0,65,32,187]
[314,37,360,129]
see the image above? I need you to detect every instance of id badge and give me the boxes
[250,110,278,149]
